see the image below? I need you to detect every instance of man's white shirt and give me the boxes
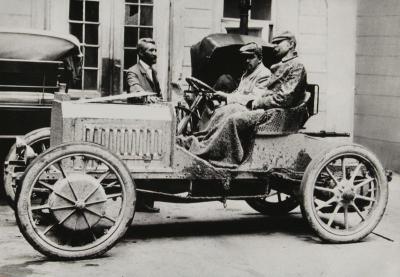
[139,59,153,82]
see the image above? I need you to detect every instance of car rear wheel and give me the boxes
[246,189,298,215]
[16,142,135,260]
[300,144,388,243]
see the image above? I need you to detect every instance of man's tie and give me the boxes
[151,68,161,95]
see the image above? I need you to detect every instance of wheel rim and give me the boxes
[311,154,381,236]
[5,136,50,200]
[262,189,296,206]
[246,188,298,215]
[26,153,128,252]
[256,189,298,212]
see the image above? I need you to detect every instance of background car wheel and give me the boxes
[300,144,388,243]
[246,189,298,215]
[4,127,50,207]
[16,142,135,260]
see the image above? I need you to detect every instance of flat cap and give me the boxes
[239,42,262,56]
[271,31,296,44]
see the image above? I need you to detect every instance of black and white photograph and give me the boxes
[0,0,399,276]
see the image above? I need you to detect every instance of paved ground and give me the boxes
[0,175,399,277]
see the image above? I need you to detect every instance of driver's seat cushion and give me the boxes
[256,91,310,135]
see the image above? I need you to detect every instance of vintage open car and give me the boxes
[12,34,389,260]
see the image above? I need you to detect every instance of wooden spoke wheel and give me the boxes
[246,189,298,215]
[16,142,135,260]
[300,144,388,243]
[4,127,50,207]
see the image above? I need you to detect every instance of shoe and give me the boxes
[136,202,160,213]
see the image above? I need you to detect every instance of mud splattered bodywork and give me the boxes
[50,99,350,188]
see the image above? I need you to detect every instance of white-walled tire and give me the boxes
[300,144,388,243]
[16,142,135,260]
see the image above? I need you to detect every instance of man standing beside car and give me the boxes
[126,38,161,103]
[126,38,161,213]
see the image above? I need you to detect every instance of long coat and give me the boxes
[253,53,307,109]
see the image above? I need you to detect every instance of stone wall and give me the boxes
[0,0,48,29]
[355,0,400,171]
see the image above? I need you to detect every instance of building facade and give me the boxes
[0,0,398,171]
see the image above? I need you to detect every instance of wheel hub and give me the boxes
[342,190,355,202]
[336,181,356,203]
[48,173,107,231]
[75,200,86,210]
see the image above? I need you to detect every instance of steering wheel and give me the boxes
[185,77,217,95]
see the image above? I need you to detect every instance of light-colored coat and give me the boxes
[226,63,271,106]
[126,62,160,95]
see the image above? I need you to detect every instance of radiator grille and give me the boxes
[83,125,164,160]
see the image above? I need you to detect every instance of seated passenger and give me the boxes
[250,31,307,110]
[178,31,307,168]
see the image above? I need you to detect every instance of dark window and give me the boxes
[223,0,240,18]
[251,0,271,20]
[123,0,154,90]
[223,0,271,20]
[69,0,100,90]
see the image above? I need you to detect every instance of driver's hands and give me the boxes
[146,96,161,103]
[214,91,228,101]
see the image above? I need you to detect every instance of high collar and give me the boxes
[244,61,263,76]
[139,59,151,71]
[281,50,298,63]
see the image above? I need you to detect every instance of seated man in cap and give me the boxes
[250,30,307,110]
[214,42,271,107]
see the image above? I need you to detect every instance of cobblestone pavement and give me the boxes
[0,175,399,277]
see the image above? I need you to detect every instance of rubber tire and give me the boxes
[4,127,50,207]
[246,192,298,216]
[16,142,136,260]
[300,144,388,243]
